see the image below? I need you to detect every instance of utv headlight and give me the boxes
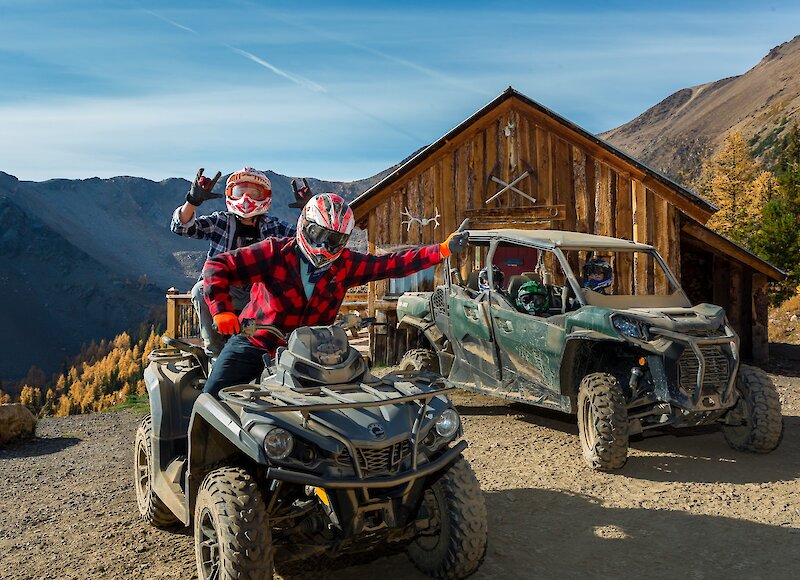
[264,428,295,460]
[612,316,646,340]
[435,409,460,438]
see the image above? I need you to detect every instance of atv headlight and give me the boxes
[264,428,294,460]
[435,409,460,439]
[612,316,647,340]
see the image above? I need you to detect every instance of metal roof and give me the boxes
[466,228,654,251]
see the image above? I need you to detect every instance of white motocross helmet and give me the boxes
[296,193,354,268]
[225,167,272,219]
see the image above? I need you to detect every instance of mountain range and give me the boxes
[602,35,800,180]
[0,169,386,380]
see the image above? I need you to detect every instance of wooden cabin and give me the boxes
[350,87,784,365]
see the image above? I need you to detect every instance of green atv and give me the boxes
[397,229,782,470]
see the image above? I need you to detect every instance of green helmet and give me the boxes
[516,280,550,315]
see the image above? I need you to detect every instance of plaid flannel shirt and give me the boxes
[203,237,443,352]
[170,207,296,260]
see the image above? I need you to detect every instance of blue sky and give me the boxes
[0,0,798,182]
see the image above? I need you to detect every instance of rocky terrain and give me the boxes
[601,35,800,180]
[1,354,798,579]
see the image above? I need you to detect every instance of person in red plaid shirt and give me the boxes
[202,193,469,397]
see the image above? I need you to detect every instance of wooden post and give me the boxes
[616,173,633,295]
[165,287,179,338]
[728,263,743,338]
[752,273,770,365]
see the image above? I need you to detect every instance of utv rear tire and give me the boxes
[407,457,488,579]
[400,349,440,374]
[723,364,783,453]
[134,414,179,528]
[577,373,629,471]
[194,466,272,580]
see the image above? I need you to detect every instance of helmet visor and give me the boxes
[304,222,350,253]
[519,292,548,308]
[229,182,270,201]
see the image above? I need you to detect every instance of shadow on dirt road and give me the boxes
[0,436,81,459]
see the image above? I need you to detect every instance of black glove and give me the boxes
[441,231,470,257]
[289,178,313,208]
[186,168,222,206]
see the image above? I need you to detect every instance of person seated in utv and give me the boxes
[477,265,506,294]
[582,257,613,295]
[515,279,552,317]
[201,193,470,397]
[170,167,311,356]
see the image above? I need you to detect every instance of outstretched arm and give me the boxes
[346,231,469,287]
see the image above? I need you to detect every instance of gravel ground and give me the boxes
[1,358,799,580]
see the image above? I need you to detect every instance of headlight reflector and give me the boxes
[264,427,294,460]
[612,316,646,340]
[435,408,460,438]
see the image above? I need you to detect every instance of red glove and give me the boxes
[213,312,240,335]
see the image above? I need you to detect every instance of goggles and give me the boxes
[519,292,548,306]
[304,222,350,253]
[228,182,270,201]
[585,264,610,276]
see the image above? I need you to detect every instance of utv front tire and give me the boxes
[400,348,440,374]
[723,364,783,453]
[194,466,272,580]
[134,414,179,528]
[407,457,488,579]
[577,373,629,470]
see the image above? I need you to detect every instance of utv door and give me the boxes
[448,290,501,387]
[489,293,567,410]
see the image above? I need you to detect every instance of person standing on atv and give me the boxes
[202,193,470,397]
[171,167,311,356]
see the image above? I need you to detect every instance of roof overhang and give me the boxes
[682,221,786,281]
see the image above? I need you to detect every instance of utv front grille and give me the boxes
[338,441,412,476]
[432,287,447,317]
[678,346,730,395]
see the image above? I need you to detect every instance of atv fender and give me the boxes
[186,394,267,515]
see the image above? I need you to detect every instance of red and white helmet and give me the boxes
[225,167,272,219]
[297,193,354,268]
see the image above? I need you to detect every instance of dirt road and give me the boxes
[1,359,799,580]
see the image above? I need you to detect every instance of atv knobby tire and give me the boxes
[407,457,488,579]
[577,372,629,470]
[400,349,440,374]
[134,414,179,528]
[194,466,272,580]
[723,364,783,453]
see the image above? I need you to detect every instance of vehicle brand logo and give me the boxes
[368,422,386,440]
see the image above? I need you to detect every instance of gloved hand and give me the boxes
[440,231,470,258]
[289,178,313,208]
[186,167,223,206]
[213,312,240,335]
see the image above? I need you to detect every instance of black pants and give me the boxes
[203,335,267,397]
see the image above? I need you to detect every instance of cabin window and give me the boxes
[387,266,436,296]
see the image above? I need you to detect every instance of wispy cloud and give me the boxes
[223,45,326,93]
[142,9,197,34]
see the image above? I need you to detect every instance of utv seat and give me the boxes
[466,271,481,293]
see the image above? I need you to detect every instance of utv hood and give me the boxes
[619,303,726,333]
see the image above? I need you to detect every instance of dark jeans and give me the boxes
[203,335,268,398]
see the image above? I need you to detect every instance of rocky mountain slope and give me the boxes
[601,35,800,181]
[0,168,386,380]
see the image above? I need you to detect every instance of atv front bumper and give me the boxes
[265,440,466,488]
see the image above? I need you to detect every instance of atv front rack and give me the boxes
[219,373,455,483]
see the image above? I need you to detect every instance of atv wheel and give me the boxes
[134,414,179,528]
[723,364,783,453]
[407,457,488,579]
[577,372,629,470]
[400,349,440,374]
[194,466,272,580]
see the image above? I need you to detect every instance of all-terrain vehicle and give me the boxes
[134,316,488,579]
[397,229,783,470]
